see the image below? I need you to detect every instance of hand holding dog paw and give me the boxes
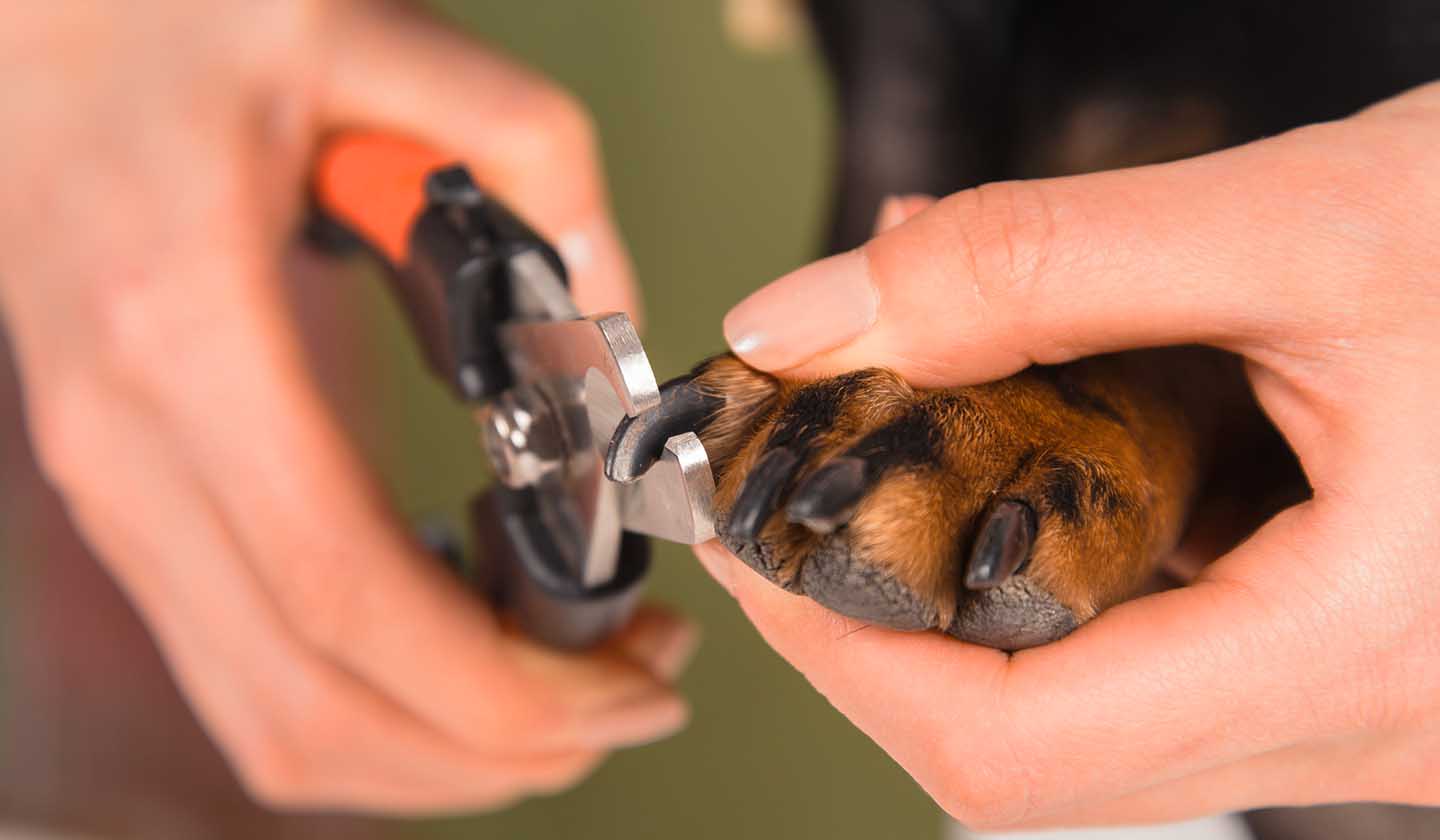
[708,81,1440,829]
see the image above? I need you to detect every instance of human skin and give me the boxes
[0,0,695,813]
[705,81,1440,829]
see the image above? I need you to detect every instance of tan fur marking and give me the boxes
[694,348,1251,643]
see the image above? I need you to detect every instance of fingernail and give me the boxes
[558,228,595,272]
[873,195,907,235]
[583,697,690,748]
[616,611,700,681]
[723,250,878,370]
[635,703,690,745]
[561,217,644,325]
[647,621,701,682]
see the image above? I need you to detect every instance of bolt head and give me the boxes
[480,386,564,488]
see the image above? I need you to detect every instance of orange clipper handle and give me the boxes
[312,132,454,265]
[309,129,569,403]
[310,131,461,388]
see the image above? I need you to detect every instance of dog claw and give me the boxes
[607,374,724,482]
[965,500,1037,590]
[724,447,801,541]
[787,456,868,533]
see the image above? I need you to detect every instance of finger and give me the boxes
[318,1,638,319]
[1161,494,1263,582]
[693,546,1015,818]
[500,629,693,751]
[694,508,1379,828]
[1162,453,1312,583]
[1006,734,1390,830]
[723,118,1407,386]
[43,384,603,812]
[495,605,698,750]
[607,603,702,683]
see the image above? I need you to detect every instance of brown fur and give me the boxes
[694,347,1258,645]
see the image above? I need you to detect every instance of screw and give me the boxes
[480,385,565,489]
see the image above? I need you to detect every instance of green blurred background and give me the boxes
[372,1,941,837]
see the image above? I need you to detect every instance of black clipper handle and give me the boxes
[472,488,650,650]
[311,131,565,403]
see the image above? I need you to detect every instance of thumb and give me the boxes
[318,2,638,320]
[723,115,1404,386]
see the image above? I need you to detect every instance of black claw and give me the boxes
[723,447,801,541]
[607,375,724,483]
[964,500,1037,590]
[787,456,869,533]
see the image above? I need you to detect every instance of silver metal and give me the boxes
[485,252,717,587]
[618,432,716,544]
[501,315,660,417]
[479,385,566,489]
[583,370,716,544]
[508,251,580,321]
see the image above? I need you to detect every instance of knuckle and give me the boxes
[84,265,216,383]
[76,211,255,385]
[529,752,603,795]
[935,776,1035,832]
[280,564,363,655]
[503,86,599,168]
[88,272,168,373]
[530,87,596,148]
[25,384,95,493]
[23,375,121,496]
[231,674,351,808]
[232,734,311,808]
[941,179,1060,306]
[935,777,1032,830]
[262,533,383,658]
[927,731,1040,831]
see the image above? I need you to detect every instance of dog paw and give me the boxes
[688,353,1200,650]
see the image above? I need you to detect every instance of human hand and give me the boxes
[703,82,1440,828]
[0,0,688,812]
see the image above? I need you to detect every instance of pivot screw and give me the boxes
[480,385,565,489]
